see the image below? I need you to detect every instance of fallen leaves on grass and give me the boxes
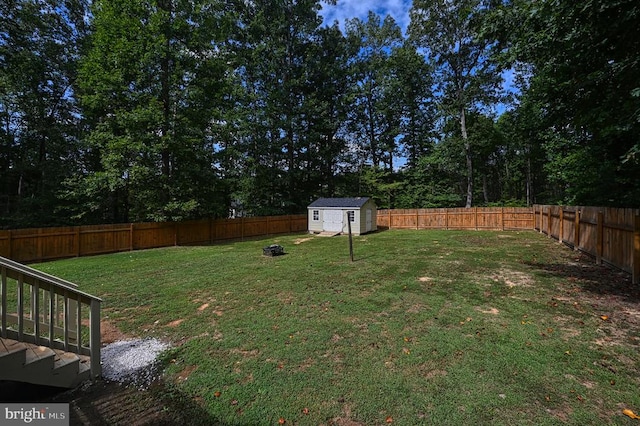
[623,409,640,419]
[600,315,609,321]
[385,416,393,423]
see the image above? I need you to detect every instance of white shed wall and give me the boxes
[307,199,377,235]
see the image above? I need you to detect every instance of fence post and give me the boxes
[546,208,552,238]
[633,215,639,285]
[90,299,101,379]
[596,211,604,265]
[388,209,392,229]
[539,207,543,234]
[37,228,43,262]
[75,227,81,257]
[174,222,178,246]
[559,208,564,244]
[474,207,478,230]
[129,223,134,251]
[574,209,581,251]
[445,209,449,230]
[416,209,419,230]
[501,207,504,231]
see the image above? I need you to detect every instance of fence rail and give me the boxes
[0,215,308,264]
[534,205,640,284]
[377,207,535,231]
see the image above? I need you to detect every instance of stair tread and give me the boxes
[0,338,27,356]
[52,349,91,369]
[25,345,55,364]
[1,336,94,388]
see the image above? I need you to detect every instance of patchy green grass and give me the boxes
[35,230,640,425]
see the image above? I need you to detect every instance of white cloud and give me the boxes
[319,0,412,34]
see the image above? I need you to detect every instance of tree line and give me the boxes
[1,0,638,228]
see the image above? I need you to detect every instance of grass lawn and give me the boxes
[35,230,640,425]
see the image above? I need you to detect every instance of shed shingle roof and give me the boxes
[308,197,372,208]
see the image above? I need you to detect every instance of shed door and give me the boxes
[323,210,343,232]
[366,209,372,232]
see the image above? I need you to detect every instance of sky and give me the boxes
[319,0,412,33]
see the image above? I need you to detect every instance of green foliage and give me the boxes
[395,147,465,208]
[228,0,351,215]
[3,0,639,228]
[0,0,89,227]
[489,0,640,207]
[344,12,405,171]
[409,0,504,208]
[72,0,232,222]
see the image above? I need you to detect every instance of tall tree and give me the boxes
[303,24,352,198]
[388,42,436,169]
[345,12,404,171]
[74,0,231,222]
[409,0,502,207]
[231,0,339,215]
[0,0,89,227]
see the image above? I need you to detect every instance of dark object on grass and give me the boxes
[263,244,285,256]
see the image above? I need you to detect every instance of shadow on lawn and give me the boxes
[524,253,640,303]
[0,379,235,426]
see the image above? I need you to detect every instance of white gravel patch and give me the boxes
[101,338,170,387]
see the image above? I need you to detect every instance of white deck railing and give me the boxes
[0,256,101,379]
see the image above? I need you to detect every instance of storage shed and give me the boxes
[308,197,377,235]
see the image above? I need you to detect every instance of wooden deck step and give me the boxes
[0,337,91,388]
[0,338,28,369]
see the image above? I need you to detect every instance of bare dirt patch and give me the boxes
[294,237,314,244]
[176,364,198,382]
[330,404,366,426]
[81,318,130,344]
[406,303,427,313]
[424,369,448,379]
[167,319,184,327]
[230,348,260,358]
[476,307,500,315]
[101,319,130,344]
[491,268,533,288]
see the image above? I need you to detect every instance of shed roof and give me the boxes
[308,197,372,208]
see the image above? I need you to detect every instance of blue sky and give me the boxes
[319,0,412,33]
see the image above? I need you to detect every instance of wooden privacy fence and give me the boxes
[534,205,640,284]
[0,215,307,264]
[377,207,535,231]
[2,206,638,284]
